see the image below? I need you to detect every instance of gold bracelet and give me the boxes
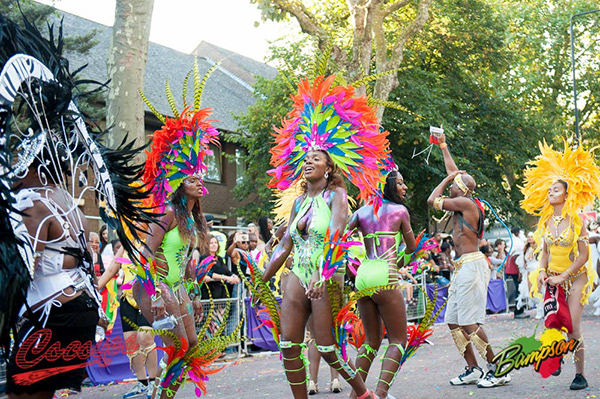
[433,196,445,211]
[439,143,447,149]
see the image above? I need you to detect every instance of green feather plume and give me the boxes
[139,89,166,124]
[165,78,179,118]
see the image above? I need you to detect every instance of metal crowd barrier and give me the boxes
[195,295,244,362]
[404,278,427,321]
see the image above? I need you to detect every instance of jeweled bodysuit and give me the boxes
[289,191,331,287]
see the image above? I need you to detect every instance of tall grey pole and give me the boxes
[570,9,600,140]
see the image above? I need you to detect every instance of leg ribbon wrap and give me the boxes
[140,343,157,363]
[126,348,141,373]
[356,344,378,375]
[574,335,584,363]
[378,343,406,388]
[469,327,489,361]
[317,344,357,380]
[127,349,141,362]
[279,340,309,386]
[450,327,470,357]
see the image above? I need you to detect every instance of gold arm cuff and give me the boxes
[433,196,445,212]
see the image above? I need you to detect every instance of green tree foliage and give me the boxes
[385,0,546,230]
[499,0,600,142]
[235,0,600,230]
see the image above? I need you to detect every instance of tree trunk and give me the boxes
[106,0,154,152]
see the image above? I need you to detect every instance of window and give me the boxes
[235,148,246,184]
[204,144,222,182]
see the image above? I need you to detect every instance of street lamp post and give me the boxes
[570,9,600,140]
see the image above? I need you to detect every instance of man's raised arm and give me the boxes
[438,133,459,175]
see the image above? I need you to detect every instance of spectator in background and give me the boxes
[399,266,419,305]
[481,244,502,279]
[205,214,227,258]
[258,216,274,245]
[431,231,443,253]
[89,232,104,277]
[493,239,507,264]
[227,230,251,279]
[439,242,454,280]
[201,236,241,300]
[248,233,264,261]
[524,232,543,319]
[99,225,113,257]
[247,223,265,253]
[507,227,528,319]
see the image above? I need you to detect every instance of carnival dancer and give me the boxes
[132,61,238,398]
[0,15,154,398]
[427,134,509,388]
[522,139,600,390]
[262,74,392,399]
[347,170,417,399]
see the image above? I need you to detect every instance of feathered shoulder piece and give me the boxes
[267,75,391,204]
[141,60,220,210]
[520,138,600,235]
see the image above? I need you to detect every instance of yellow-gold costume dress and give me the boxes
[528,214,596,304]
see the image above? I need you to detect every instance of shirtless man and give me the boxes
[427,134,510,388]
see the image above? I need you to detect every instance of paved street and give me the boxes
[61,308,600,399]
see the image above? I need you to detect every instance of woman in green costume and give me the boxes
[263,150,374,399]
[348,170,416,399]
[135,175,209,398]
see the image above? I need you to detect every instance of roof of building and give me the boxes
[54,10,276,132]
[192,41,277,87]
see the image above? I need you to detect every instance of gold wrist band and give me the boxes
[433,196,445,211]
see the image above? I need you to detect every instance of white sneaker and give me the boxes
[123,382,147,398]
[308,380,319,395]
[330,378,342,393]
[146,380,156,399]
[477,370,511,388]
[450,366,484,385]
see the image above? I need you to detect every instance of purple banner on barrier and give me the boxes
[486,279,507,313]
[426,279,507,324]
[244,297,282,352]
[86,309,162,385]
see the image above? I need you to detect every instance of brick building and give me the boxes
[54,10,277,232]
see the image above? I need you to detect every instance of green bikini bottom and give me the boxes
[355,258,398,291]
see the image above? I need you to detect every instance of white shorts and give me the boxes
[445,252,490,326]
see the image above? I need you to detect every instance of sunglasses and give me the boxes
[240,241,249,244]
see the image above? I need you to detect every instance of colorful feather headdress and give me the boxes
[267,75,391,204]
[520,139,600,238]
[141,60,220,210]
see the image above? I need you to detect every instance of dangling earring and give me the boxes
[324,171,330,179]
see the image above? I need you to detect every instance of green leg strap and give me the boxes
[317,344,357,380]
[378,343,406,390]
[356,344,378,378]
[279,340,309,386]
